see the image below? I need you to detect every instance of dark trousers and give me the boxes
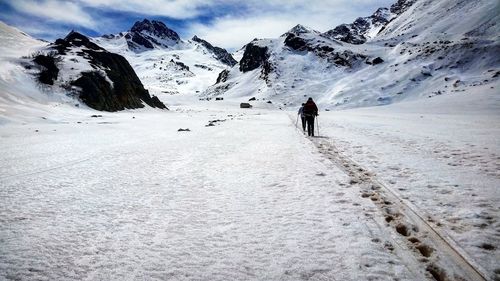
[301,117,306,131]
[305,115,315,136]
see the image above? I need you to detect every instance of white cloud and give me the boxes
[77,0,209,19]
[10,0,96,29]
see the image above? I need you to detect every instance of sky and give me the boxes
[0,0,395,50]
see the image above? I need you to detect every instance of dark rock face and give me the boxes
[216,69,229,84]
[390,0,417,15]
[130,32,154,49]
[192,35,237,66]
[36,31,167,111]
[284,33,365,67]
[33,54,59,85]
[239,43,270,72]
[322,8,391,44]
[284,34,310,51]
[126,19,180,50]
[372,57,384,64]
[131,19,180,41]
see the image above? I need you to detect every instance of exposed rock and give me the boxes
[284,33,310,51]
[239,43,270,72]
[126,19,180,50]
[33,54,59,85]
[321,6,396,44]
[192,35,237,66]
[35,31,167,112]
[240,103,252,108]
[131,19,180,41]
[390,0,417,15]
[215,69,230,84]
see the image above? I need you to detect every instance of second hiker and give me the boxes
[302,97,318,137]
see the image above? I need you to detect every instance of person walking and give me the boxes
[297,103,306,132]
[302,97,318,137]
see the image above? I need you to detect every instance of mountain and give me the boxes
[203,0,500,109]
[94,19,237,97]
[321,0,417,45]
[30,31,167,111]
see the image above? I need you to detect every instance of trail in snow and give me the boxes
[309,91,500,280]
[1,104,430,281]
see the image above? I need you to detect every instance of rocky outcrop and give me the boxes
[192,35,237,66]
[126,19,180,50]
[390,0,417,15]
[36,31,167,111]
[215,69,229,84]
[33,53,59,85]
[239,43,270,72]
[284,33,365,67]
[322,0,417,45]
[322,8,392,44]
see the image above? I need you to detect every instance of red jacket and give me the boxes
[302,100,318,116]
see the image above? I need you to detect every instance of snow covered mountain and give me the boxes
[93,19,237,97]
[321,0,416,45]
[203,0,500,109]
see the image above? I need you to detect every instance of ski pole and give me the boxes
[316,115,320,136]
[295,115,299,127]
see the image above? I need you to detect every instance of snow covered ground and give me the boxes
[1,92,498,280]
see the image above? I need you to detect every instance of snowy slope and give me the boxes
[203,0,500,110]
[0,21,82,124]
[93,20,236,98]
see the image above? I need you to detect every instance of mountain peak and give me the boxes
[285,24,316,36]
[191,35,237,67]
[130,19,180,42]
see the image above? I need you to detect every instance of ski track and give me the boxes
[1,108,429,281]
[312,110,500,281]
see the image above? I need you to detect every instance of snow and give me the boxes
[0,0,499,278]
[93,36,231,97]
[1,100,436,281]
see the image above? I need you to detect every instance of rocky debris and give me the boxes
[35,31,167,112]
[215,69,229,84]
[248,97,256,101]
[240,103,252,108]
[215,97,224,101]
[239,43,270,72]
[206,119,226,127]
[169,59,190,71]
[194,64,213,71]
[192,35,237,66]
[177,128,191,132]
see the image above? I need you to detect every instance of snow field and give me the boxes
[313,90,500,280]
[1,103,431,281]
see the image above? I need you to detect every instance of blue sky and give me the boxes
[0,0,395,49]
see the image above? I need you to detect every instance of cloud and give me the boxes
[10,0,96,29]
[77,0,209,19]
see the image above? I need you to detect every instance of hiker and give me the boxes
[298,103,306,132]
[302,97,318,136]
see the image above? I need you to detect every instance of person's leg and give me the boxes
[310,116,315,136]
[301,117,306,131]
[306,116,313,136]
